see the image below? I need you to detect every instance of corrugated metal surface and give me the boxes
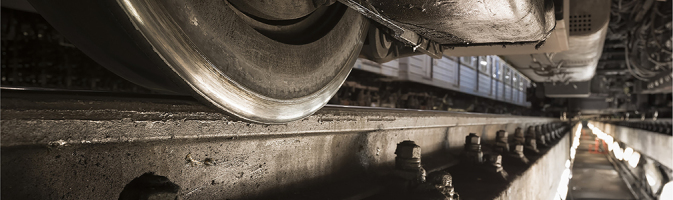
[491,80,497,100]
[380,59,400,77]
[478,73,491,96]
[496,82,505,100]
[460,64,477,93]
[476,56,491,97]
[505,85,512,101]
[503,63,512,86]
[399,55,432,79]
[513,73,520,91]
[354,59,399,78]
[433,57,459,86]
[493,58,503,81]
[492,57,503,100]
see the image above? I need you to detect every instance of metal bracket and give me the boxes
[338,0,443,58]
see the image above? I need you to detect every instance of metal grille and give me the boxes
[569,14,593,33]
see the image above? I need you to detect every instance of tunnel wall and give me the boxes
[494,129,570,200]
[592,121,673,169]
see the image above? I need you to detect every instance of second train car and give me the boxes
[352,55,532,108]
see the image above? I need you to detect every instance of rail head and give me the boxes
[1,90,559,147]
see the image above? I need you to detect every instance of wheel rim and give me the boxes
[117,0,368,123]
[229,3,346,45]
[227,0,318,21]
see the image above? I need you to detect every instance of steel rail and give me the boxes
[1,89,555,148]
[1,89,565,200]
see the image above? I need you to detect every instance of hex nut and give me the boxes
[496,130,508,140]
[466,133,480,145]
[395,141,421,159]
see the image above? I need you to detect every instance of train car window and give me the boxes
[460,56,471,67]
[504,65,511,84]
[513,73,519,89]
[478,56,489,74]
[470,56,478,68]
[492,59,500,79]
[495,60,498,81]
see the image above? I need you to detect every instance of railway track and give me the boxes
[1,88,570,199]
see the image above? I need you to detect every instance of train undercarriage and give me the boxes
[1,0,672,199]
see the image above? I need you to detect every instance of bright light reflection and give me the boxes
[628,151,640,168]
[570,123,582,161]
[123,0,144,24]
[660,181,673,200]
[570,149,576,159]
[646,174,657,187]
[561,124,583,200]
[589,122,643,168]
[623,147,634,161]
[556,161,572,200]
[614,147,624,160]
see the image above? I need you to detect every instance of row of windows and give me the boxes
[456,55,529,90]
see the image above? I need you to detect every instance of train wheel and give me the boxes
[30,0,368,123]
[121,0,370,123]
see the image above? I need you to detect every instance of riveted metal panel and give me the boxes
[478,73,491,96]
[433,57,459,86]
[399,55,432,79]
[505,85,512,101]
[355,58,400,78]
[460,64,477,93]
[380,60,400,77]
[496,81,505,101]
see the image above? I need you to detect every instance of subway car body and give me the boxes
[353,55,532,107]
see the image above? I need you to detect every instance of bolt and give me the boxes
[496,130,508,142]
[395,140,422,159]
[464,133,482,152]
[526,126,536,139]
[466,133,481,145]
[514,144,524,154]
[464,133,483,164]
[494,130,509,153]
[535,125,547,146]
[525,126,539,153]
[486,154,502,167]
[513,127,525,145]
[395,141,422,171]
[392,140,427,190]
[545,124,553,142]
[513,144,529,164]
[484,153,508,180]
